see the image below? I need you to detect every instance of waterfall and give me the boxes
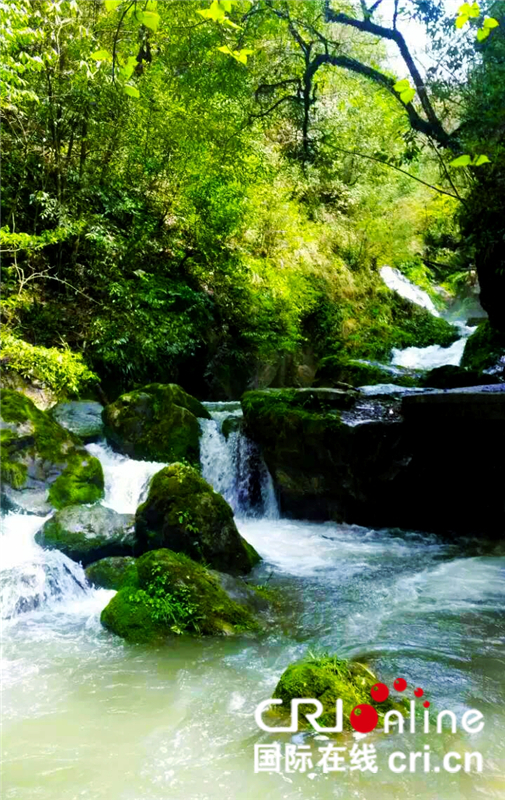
[199,402,278,519]
[0,512,88,619]
[380,266,440,316]
[380,266,477,371]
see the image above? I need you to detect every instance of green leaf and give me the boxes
[104,0,122,11]
[120,56,137,80]
[400,87,416,104]
[123,84,139,98]
[468,2,480,17]
[220,0,238,10]
[222,17,243,29]
[455,14,469,28]
[450,154,472,167]
[90,49,112,61]
[483,17,499,28]
[393,79,410,92]
[477,27,490,40]
[473,154,491,166]
[458,2,471,12]
[204,0,226,21]
[136,10,160,31]
[217,45,233,55]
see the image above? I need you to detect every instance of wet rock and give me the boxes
[461,321,505,378]
[100,548,260,644]
[50,401,104,442]
[272,655,407,731]
[135,463,260,574]
[1,390,104,515]
[85,556,138,590]
[102,383,210,464]
[221,415,242,439]
[36,505,135,566]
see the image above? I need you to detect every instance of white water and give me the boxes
[2,406,505,799]
[380,266,440,316]
[380,266,477,371]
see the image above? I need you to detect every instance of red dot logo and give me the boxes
[394,678,407,692]
[350,704,379,733]
[414,687,424,698]
[423,701,430,708]
[370,682,390,703]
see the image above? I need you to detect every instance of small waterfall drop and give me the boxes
[87,442,166,513]
[0,512,88,619]
[199,402,278,519]
[380,265,440,315]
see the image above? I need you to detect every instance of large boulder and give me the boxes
[50,401,104,442]
[272,655,408,731]
[135,463,260,574]
[1,390,104,515]
[100,548,260,643]
[102,383,210,464]
[36,505,135,566]
[85,556,138,590]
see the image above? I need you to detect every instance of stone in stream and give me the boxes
[36,505,135,566]
[102,383,210,464]
[85,556,138,590]
[0,389,104,515]
[49,401,104,442]
[271,655,408,731]
[135,463,260,574]
[100,548,262,644]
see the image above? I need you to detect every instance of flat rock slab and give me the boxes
[402,385,505,420]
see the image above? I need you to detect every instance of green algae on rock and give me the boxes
[272,655,408,731]
[100,548,260,644]
[461,321,505,375]
[135,463,260,574]
[102,383,210,464]
[1,389,104,515]
[85,556,138,590]
[37,505,135,566]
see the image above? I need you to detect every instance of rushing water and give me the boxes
[2,404,505,799]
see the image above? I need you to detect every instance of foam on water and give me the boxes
[380,266,440,316]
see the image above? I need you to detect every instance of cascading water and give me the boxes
[380,266,477,372]
[199,402,278,519]
[2,414,505,798]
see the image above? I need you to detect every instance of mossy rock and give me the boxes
[36,505,135,566]
[420,364,501,389]
[0,389,104,515]
[221,415,242,440]
[135,463,260,574]
[316,356,419,388]
[102,383,210,464]
[100,548,260,643]
[272,655,408,731]
[461,321,505,374]
[50,401,104,442]
[85,556,138,590]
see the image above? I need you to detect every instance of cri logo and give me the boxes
[350,677,428,733]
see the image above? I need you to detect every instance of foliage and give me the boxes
[0,331,97,395]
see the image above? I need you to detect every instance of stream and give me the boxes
[2,400,505,799]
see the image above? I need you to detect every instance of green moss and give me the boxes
[85,557,138,590]
[461,321,505,372]
[48,454,104,509]
[0,389,104,510]
[272,655,408,731]
[135,463,260,574]
[103,383,210,465]
[316,356,418,388]
[100,548,259,643]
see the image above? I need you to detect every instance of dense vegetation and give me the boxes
[1,0,503,399]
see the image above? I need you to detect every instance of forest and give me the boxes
[2,0,504,400]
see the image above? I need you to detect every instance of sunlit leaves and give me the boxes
[393,79,415,105]
[197,1,241,28]
[217,45,253,64]
[119,55,137,80]
[454,1,499,41]
[135,10,160,32]
[104,0,122,11]
[123,84,139,98]
[450,154,491,167]
[91,49,112,61]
